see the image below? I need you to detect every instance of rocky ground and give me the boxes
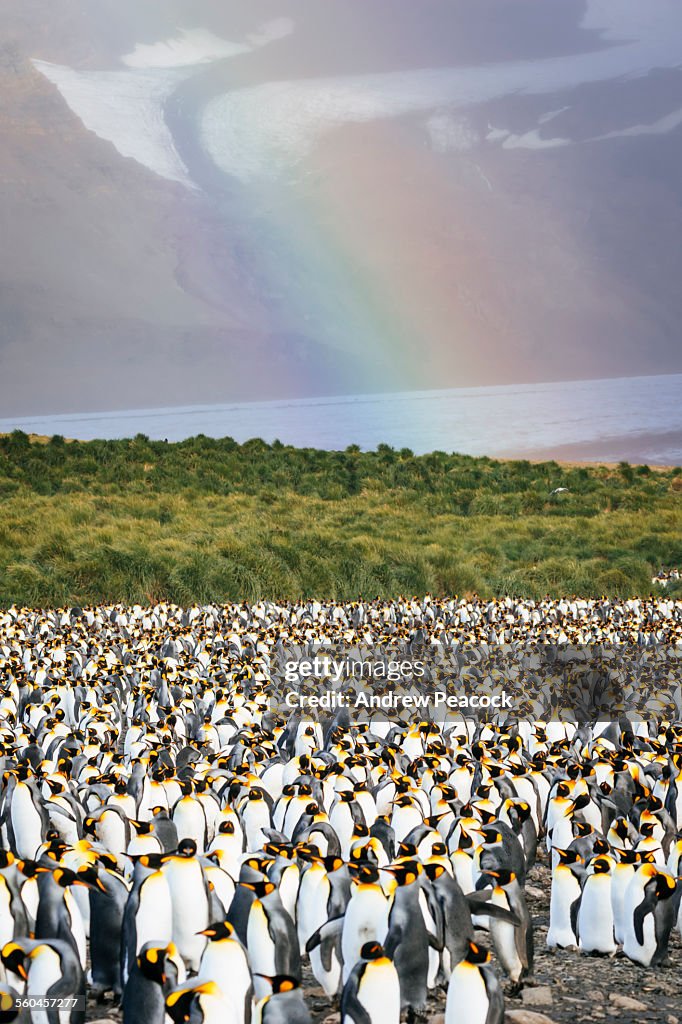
[86,848,681,1024]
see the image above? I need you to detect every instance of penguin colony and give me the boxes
[0,596,679,1024]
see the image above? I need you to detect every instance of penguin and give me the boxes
[253,976,311,1024]
[621,864,680,966]
[340,941,400,1024]
[161,840,210,971]
[577,856,617,955]
[120,863,173,987]
[384,860,439,1016]
[243,880,300,1001]
[546,848,583,949]
[241,790,272,852]
[341,865,389,983]
[122,941,185,1024]
[475,870,532,990]
[612,849,640,945]
[34,868,88,970]
[445,940,504,1024]
[196,922,253,1024]
[7,939,85,1024]
[149,807,178,854]
[423,862,475,975]
[171,784,207,853]
[83,862,128,999]
[8,776,48,861]
[165,979,233,1024]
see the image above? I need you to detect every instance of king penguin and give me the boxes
[340,941,400,1024]
[445,941,504,1024]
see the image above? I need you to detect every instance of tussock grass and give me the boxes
[0,431,680,604]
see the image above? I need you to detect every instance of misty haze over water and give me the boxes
[2,375,680,465]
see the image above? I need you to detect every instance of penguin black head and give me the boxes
[483,868,515,887]
[592,838,610,856]
[138,943,172,985]
[481,828,502,846]
[217,821,235,835]
[349,863,380,885]
[254,975,300,994]
[76,864,108,893]
[240,880,275,899]
[53,867,79,888]
[423,863,446,881]
[166,982,220,1023]
[612,818,629,839]
[294,843,320,863]
[0,944,28,981]
[176,838,197,858]
[573,822,594,838]
[360,941,387,961]
[138,853,165,871]
[512,801,531,822]
[264,842,294,860]
[555,849,582,866]
[653,871,677,901]
[591,857,612,875]
[0,852,14,871]
[384,861,421,886]
[458,831,474,851]
[616,850,639,865]
[322,855,344,873]
[465,941,491,965]
[397,841,417,858]
[198,921,235,941]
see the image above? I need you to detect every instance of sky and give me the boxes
[1,0,682,417]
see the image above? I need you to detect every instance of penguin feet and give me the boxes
[405,1006,429,1023]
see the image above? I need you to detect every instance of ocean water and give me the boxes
[2,374,681,465]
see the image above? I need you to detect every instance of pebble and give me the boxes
[609,994,648,1012]
[522,987,553,1007]
[506,1011,559,1024]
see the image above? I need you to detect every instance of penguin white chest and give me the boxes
[578,876,616,953]
[445,963,489,1024]
[355,961,400,1024]
[11,783,43,859]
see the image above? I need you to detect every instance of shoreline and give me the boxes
[2,430,680,470]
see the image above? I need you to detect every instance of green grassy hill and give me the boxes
[0,430,680,605]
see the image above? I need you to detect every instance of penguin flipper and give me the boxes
[570,895,580,943]
[633,895,653,947]
[341,991,373,1024]
[465,893,519,926]
[306,916,343,973]
[383,923,402,959]
[482,963,504,1024]
[340,965,373,1024]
